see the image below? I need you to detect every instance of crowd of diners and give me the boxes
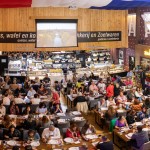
[0,69,149,149]
[62,69,150,149]
[0,72,116,150]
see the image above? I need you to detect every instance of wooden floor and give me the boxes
[60,93,120,150]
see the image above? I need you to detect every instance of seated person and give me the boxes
[23,105,32,115]
[0,101,6,116]
[98,98,108,109]
[96,136,113,150]
[51,88,60,105]
[124,77,133,86]
[89,81,98,93]
[42,125,61,143]
[81,122,96,141]
[24,130,40,142]
[12,146,20,150]
[3,93,11,106]
[76,79,83,89]
[135,87,143,102]
[115,116,129,129]
[137,106,148,121]
[116,91,127,106]
[37,115,53,128]
[37,84,48,96]
[10,79,19,91]
[70,86,77,95]
[131,126,149,149]
[127,88,136,101]
[9,101,19,115]
[126,110,136,125]
[30,94,41,105]
[107,97,116,107]
[105,106,117,122]
[25,145,37,150]
[4,125,21,140]
[97,79,106,94]
[42,74,50,84]
[66,123,80,140]
[83,85,89,95]
[23,115,36,130]
[131,99,143,112]
[27,87,36,100]
[14,93,25,104]
[14,84,26,96]
[2,115,16,129]
[54,104,63,114]
[36,102,47,114]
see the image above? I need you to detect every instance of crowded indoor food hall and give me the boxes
[0,0,150,150]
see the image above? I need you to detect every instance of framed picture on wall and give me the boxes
[119,50,124,59]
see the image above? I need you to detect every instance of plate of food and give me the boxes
[85,134,98,140]
[47,139,59,145]
[68,147,79,150]
[7,140,17,146]
[31,141,40,147]
[64,138,74,143]
[100,107,108,111]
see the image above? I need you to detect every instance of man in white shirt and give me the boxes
[14,93,25,104]
[30,94,41,105]
[42,125,61,143]
[0,101,6,115]
[3,93,11,105]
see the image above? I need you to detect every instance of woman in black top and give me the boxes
[126,110,136,125]
[23,115,36,130]
[4,125,21,140]
[23,105,32,115]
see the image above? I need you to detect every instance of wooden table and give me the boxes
[94,110,103,127]
[113,124,149,150]
[0,136,104,150]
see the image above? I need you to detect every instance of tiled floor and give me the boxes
[60,93,120,150]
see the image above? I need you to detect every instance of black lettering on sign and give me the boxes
[0,31,121,43]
